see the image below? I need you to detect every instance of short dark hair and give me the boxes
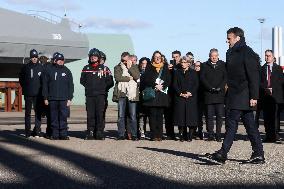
[121,52,130,59]
[186,52,194,57]
[172,50,181,56]
[227,27,245,38]
[265,49,274,55]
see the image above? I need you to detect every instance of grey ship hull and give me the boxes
[0,8,89,78]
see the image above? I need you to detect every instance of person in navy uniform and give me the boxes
[260,49,284,142]
[42,52,59,139]
[19,49,43,138]
[80,48,114,140]
[207,27,264,164]
[42,53,74,140]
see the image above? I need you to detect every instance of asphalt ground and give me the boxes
[0,106,283,189]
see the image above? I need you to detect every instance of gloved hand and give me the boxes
[215,88,221,92]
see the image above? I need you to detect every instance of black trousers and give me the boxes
[220,109,264,157]
[24,96,42,134]
[149,107,164,139]
[43,104,52,137]
[263,96,280,140]
[164,106,175,137]
[197,101,205,132]
[86,95,106,135]
[206,103,224,138]
[49,100,68,137]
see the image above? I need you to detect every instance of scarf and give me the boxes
[152,62,164,72]
[91,63,100,69]
[117,63,137,101]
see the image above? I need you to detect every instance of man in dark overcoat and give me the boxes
[207,27,264,164]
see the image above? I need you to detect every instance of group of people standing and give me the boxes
[19,50,74,140]
[19,27,284,164]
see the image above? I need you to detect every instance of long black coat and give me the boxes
[226,40,260,110]
[140,63,171,107]
[200,60,227,104]
[260,63,284,104]
[173,69,199,126]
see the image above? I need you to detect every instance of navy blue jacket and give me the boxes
[42,64,74,101]
[19,61,43,97]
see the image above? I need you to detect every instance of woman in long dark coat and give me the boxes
[173,56,199,141]
[140,51,171,141]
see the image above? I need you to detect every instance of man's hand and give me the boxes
[44,100,48,106]
[186,92,192,97]
[67,100,72,107]
[250,99,257,107]
[129,76,133,80]
[168,64,174,70]
[127,60,132,69]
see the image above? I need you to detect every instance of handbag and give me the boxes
[142,67,163,101]
[142,87,156,101]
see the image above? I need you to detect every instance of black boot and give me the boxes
[188,128,194,142]
[85,130,95,140]
[179,127,184,142]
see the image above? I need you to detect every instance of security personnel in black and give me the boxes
[19,49,43,138]
[80,48,114,140]
[42,53,74,140]
[200,48,227,142]
[207,27,264,164]
[42,52,59,138]
[260,49,284,142]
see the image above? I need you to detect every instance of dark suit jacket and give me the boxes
[260,63,284,104]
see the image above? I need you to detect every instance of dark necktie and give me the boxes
[267,65,271,88]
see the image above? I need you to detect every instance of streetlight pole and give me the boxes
[258,18,265,63]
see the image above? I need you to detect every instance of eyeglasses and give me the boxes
[154,56,162,59]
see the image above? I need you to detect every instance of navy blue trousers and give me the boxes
[49,100,68,137]
[220,109,264,157]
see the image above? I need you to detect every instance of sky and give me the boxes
[1,0,284,62]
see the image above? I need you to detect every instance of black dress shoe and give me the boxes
[216,137,222,142]
[60,136,70,140]
[206,137,215,141]
[205,152,227,164]
[132,136,139,141]
[198,131,204,140]
[242,155,265,164]
[263,138,276,143]
[85,131,95,140]
[96,134,105,140]
[116,136,125,140]
[50,136,59,140]
[165,136,177,141]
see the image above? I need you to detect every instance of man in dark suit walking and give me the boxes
[207,27,265,164]
[260,49,284,142]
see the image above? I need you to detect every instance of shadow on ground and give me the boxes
[0,130,283,189]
